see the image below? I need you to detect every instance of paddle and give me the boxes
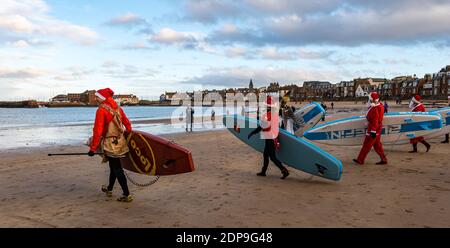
[48,153,104,156]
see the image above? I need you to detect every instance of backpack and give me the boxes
[100,104,130,158]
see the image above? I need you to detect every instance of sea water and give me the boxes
[0,106,234,150]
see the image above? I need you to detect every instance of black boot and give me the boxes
[409,144,418,153]
[257,172,266,177]
[442,134,449,143]
[281,168,289,179]
[421,141,431,152]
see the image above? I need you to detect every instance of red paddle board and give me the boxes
[120,131,195,176]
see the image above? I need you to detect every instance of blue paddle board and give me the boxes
[223,115,343,181]
[304,112,443,146]
[292,102,326,137]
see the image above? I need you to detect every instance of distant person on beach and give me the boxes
[442,102,450,143]
[408,95,431,153]
[321,102,327,121]
[248,96,289,179]
[88,88,133,202]
[190,106,195,132]
[185,105,191,132]
[384,101,389,113]
[331,102,334,110]
[185,105,195,132]
[353,92,388,165]
[211,109,216,129]
[280,94,294,134]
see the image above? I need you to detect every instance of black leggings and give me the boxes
[107,157,130,196]
[262,139,286,174]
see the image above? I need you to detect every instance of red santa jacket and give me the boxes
[411,103,425,112]
[90,98,132,152]
[366,103,384,135]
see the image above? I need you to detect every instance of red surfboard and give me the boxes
[120,131,195,176]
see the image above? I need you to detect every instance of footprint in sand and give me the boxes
[427,185,450,192]
[399,168,419,174]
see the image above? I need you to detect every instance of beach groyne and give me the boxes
[0,100,39,108]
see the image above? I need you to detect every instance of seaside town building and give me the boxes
[113,94,139,105]
[51,94,69,102]
[46,65,450,106]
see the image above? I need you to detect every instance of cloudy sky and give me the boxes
[1,0,449,101]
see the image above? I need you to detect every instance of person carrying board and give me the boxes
[353,92,388,165]
[408,95,431,153]
[88,88,134,202]
[248,96,290,179]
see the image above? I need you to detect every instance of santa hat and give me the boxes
[264,95,277,107]
[411,94,421,104]
[95,88,114,101]
[368,92,379,102]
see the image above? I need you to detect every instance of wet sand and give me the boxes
[0,127,449,227]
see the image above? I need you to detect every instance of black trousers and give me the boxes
[107,157,130,196]
[262,139,286,174]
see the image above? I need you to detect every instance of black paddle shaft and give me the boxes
[48,153,104,156]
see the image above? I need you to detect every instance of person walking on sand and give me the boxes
[442,102,450,143]
[88,88,133,202]
[185,105,194,132]
[331,102,334,110]
[248,96,290,179]
[211,108,216,128]
[190,106,195,132]
[408,95,431,153]
[185,105,190,132]
[353,92,388,165]
[384,101,389,113]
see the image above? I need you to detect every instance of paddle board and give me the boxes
[292,102,326,137]
[426,107,450,140]
[223,115,343,181]
[304,112,443,146]
[121,131,195,176]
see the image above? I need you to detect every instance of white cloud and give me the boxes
[106,12,152,34]
[0,0,99,46]
[54,66,94,81]
[150,28,196,44]
[102,64,156,79]
[184,0,240,23]
[122,41,152,50]
[298,49,334,60]
[260,47,296,60]
[8,39,29,48]
[0,67,48,79]
[102,60,120,68]
[225,46,248,58]
[107,12,145,26]
[180,66,341,87]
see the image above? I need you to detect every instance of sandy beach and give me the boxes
[1,117,449,227]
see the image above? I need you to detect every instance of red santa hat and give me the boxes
[368,92,379,102]
[95,88,114,101]
[411,94,421,104]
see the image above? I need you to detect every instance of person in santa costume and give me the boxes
[353,92,388,165]
[248,95,290,179]
[408,95,431,153]
[88,88,134,202]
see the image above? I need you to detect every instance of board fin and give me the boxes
[315,163,327,176]
[406,133,415,138]
[404,118,413,123]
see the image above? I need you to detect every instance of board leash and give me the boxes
[124,170,160,187]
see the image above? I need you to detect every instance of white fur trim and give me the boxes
[95,92,106,101]
[411,97,420,104]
